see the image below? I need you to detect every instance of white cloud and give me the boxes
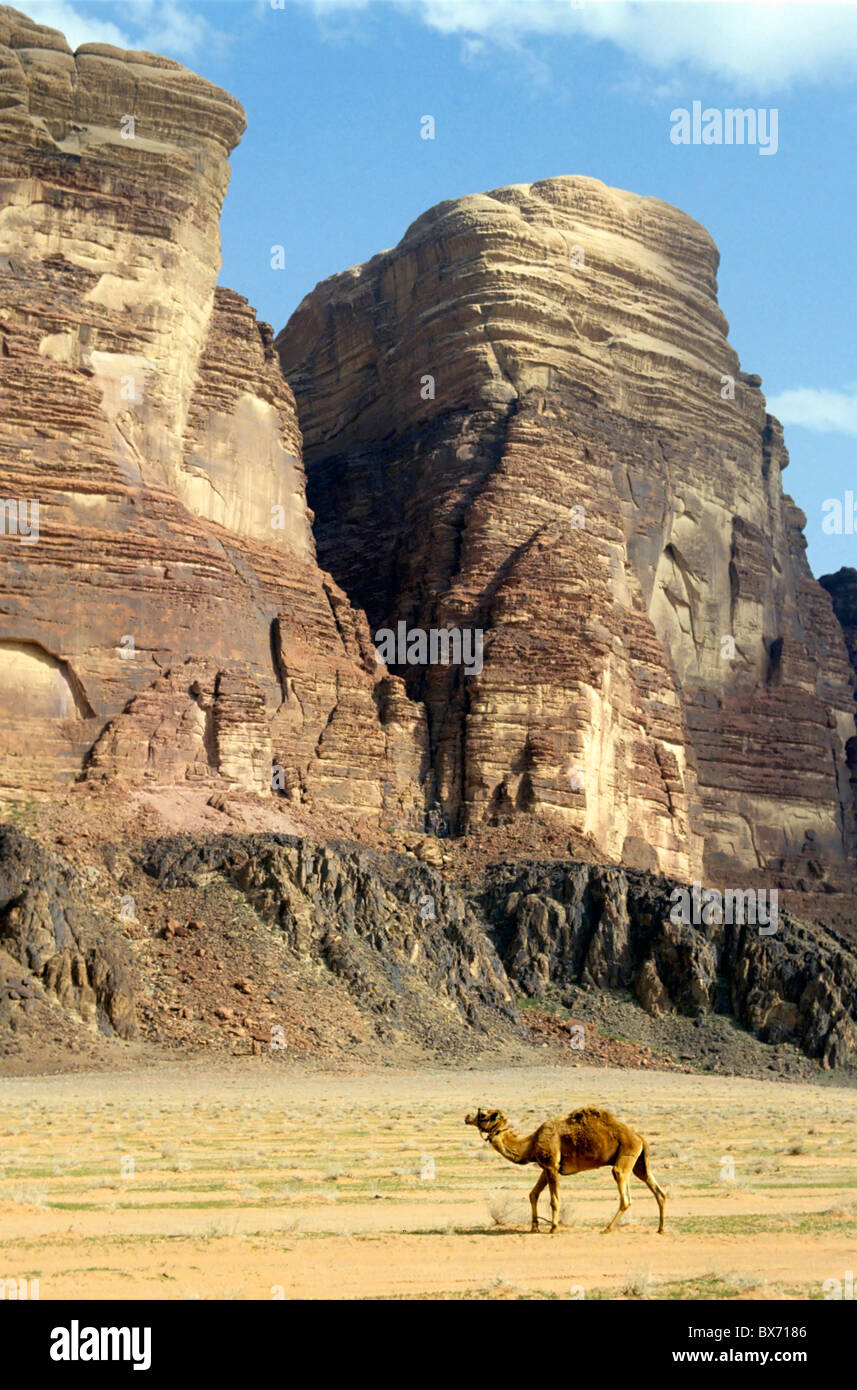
[15,1,211,59]
[15,1,130,49]
[302,0,857,89]
[137,2,211,56]
[767,387,857,436]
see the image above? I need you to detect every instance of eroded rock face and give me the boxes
[820,568,857,683]
[0,6,259,531]
[0,5,427,820]
[482,861,857,1069]
[142,833,517,1045]
[5,823,855,1068]
[0,825,137,1037]
[277,178,857,889]
[3,3,856,950]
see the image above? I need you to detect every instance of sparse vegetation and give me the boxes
[1,1066,855,1299]
[487,1192,519,1227]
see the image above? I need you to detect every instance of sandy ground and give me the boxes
[1,1063,856,1301]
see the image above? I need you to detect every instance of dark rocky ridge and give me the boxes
[141,833,517,1047]
[482,861,857,1069]
[0,825,137,1039]
[2,825,855,1071]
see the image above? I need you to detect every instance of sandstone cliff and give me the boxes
[820,568,857,680]
[1,6,856,1081]
[0,5,426,821]
[277,178,857,902]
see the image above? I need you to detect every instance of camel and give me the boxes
[465,1104,666,1235]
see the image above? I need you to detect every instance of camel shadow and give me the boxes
[413,1224,575,1237]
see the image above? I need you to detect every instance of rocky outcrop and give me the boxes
[141,833,517,1046]
[0,5,427,821]
[483,861,857,1069]
[277,178,857,895]
[0,7,251,527]
[819,567,857,869]
[0,825,137,1037]
[820,568,857,676]
[3,822,856,1067]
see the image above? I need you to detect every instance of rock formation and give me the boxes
[1,6,856,1074]
[483,860,857,1069]
[0,825,137,1038]
[820,568,857,679]
[277,179,857,900]
[3,822,855,1068]
[143,832,517,1047]
[0,5,427,821]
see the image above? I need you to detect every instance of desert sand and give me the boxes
[1,1062,856,1300]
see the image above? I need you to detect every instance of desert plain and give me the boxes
[1,1062,856,1301]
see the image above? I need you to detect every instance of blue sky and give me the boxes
[15,0,857,578]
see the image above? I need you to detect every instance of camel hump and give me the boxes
[565,1106,619,1126]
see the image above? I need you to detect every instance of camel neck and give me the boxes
[489,1128,533,1164]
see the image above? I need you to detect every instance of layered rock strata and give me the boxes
[0,6,426,821]
[2,1,856,927]
[820,568,857,678]
[278,178,857,890]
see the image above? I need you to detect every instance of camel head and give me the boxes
[465,1107,507,1140]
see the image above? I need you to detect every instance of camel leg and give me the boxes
[602,1150,638,1233]
[529,1170,548,1233]
[547,1168,560,1234]
[633,1145,667,1233]
[639,1174,667,1234]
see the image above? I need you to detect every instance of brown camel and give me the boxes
[465,1104,666,1235]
